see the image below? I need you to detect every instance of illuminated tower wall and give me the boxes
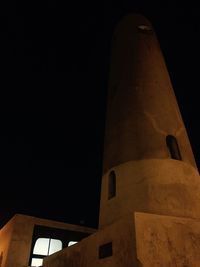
[99,14,200,228]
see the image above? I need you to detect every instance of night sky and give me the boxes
[1,1,200,229]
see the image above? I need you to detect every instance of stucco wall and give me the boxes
[103,14,197,173]
[135,212,200,266]
[0,217,15,267]
[44,212,200,267]
[43,215,137,267]
[99,159,200,228]
[5,215,34,267]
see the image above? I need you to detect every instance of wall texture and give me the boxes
[0,217,15,267]
[43,214,137,267]
[99,13,200,229]
[135,212,200,266]
[102,14,197,174]
[99,159,200,228]
[44,212,200,267]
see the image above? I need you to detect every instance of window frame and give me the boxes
[30,238,62,266]
[29,224,91,266]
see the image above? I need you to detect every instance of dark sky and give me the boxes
[1,1,200,229]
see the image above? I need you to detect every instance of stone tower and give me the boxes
[99,14,200,228]
[43,14,200,267]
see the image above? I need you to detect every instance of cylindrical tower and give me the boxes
[99,14,200,228]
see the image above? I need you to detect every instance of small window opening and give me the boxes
[108,170,116,199]
[99,242,113,259]
[137,25,153,34]
[166,135,182,160]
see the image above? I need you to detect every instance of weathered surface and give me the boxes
[44,212,200,267]
[43,215,137,267]
[135,212,200,266]
[103,14,196,173]
[99,159,200,228]
[99,13,200,232]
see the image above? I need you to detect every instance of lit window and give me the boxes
[137,25,153,34]
[29,225,91,267]
[33,238,49,255]
[31,258,43,267]
[31,238,62,266]
[49,239,62,255]
[68,241,78,247]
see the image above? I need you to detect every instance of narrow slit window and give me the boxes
[108,171,116,199]
[166,135,182,160]
[99,242,113,259]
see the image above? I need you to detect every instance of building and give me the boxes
[0,214,95,267]
[1,13,200,267]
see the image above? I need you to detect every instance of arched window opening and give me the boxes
[166,135,182,160]
[108,170,116,199]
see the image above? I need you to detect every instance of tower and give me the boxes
[43,14,200,267]
[99,14,200,228]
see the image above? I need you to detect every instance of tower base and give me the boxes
[43,212,200,267]
[135,212,200,266]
